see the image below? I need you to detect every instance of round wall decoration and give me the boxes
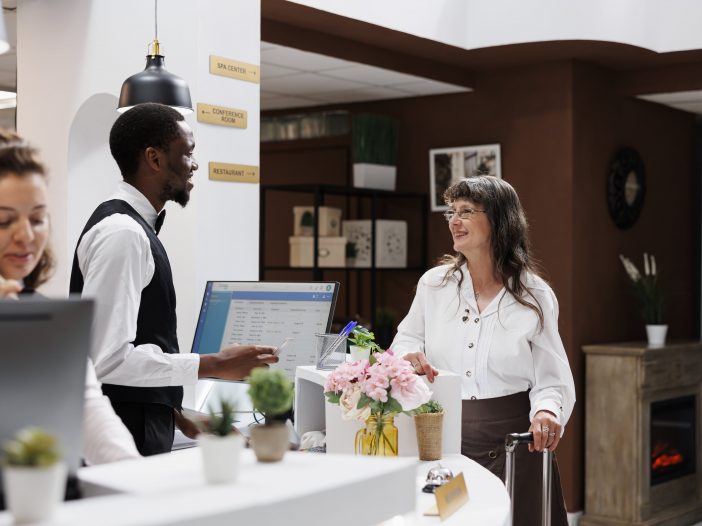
[607,147,645,229]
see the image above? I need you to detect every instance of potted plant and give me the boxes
[247,368,294,462]
[411,400,445,461]
[299,210,314,236]
[351,113,399,190]
[197,399,244,484]
[345,240,358,268]
[2,427,66,523]
[348,325,382,361]
[619,253,666,346]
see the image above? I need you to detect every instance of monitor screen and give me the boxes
[191,281,339,378]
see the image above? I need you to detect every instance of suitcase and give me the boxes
[504,432,553,526]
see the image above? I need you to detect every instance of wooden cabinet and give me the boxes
[582,341,702,526]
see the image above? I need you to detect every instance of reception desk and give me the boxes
[0,449,510,526]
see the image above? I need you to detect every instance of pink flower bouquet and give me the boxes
[324,351,432,422]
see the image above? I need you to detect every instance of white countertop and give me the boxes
[0,449,509,526]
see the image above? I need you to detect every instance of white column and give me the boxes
[17,0,261,358]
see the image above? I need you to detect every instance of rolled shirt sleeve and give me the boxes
[77,216,200,388]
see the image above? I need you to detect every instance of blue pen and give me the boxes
[320,321,358,365]
[339,321,358,337]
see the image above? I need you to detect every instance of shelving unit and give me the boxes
[259,183,428,329]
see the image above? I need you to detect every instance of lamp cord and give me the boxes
[154,0,158,40]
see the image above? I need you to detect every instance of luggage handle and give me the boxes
[504,432,553,526]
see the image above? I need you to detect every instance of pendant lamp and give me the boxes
[117,0,193,114]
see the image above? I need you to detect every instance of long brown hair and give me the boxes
[440,176,544,329]
[0,130,54,290]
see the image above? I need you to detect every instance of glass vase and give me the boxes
[354,413,398,456]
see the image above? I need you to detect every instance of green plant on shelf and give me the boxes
[346,241,358,259]
[351,113,399,166]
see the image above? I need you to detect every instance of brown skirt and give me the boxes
[462,391,568,526]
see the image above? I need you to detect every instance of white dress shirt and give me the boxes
[82,358,140,465]
[392,264,576,428]
[76,181,200,387]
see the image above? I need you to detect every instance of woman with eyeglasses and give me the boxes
[392,175,574,526]
[0,130,140,465]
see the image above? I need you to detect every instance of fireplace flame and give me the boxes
[651,442,684,471]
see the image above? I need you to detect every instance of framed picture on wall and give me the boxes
[429,144,502,211]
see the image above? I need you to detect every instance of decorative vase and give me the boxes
[2,462,67,523]
[349,345,371,362]
[646,324,668,347]
[355,413,398,456]
[198,433,244,484]
[414,412,444,461]
[250,423,289,462]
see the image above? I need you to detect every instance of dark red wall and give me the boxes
[261,60,699,511]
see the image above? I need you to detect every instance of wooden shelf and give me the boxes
[260,135,349,154]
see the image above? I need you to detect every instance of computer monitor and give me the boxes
[191,281,339,379]
[0,298,93,502]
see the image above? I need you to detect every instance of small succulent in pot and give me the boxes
[2,427,61,468]
[2,427,67,522]
[199,399,237,437]
[197,399,244,484]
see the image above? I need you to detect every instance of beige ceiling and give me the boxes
[260,41,470,110]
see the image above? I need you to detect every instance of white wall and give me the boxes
[17,0,260,366]
[290,0,702,53]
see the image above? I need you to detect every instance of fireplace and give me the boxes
[582,342,702,526]
[650,395,695,486]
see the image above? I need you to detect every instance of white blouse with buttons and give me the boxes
[391,264,576,428]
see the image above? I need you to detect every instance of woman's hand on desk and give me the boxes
[198,345,279,380]
[528,410,561,453]
[0,275,21,299]
[402,352,439,383]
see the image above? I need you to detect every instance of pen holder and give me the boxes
[315,333,347,370]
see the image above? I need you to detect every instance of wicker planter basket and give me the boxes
[414,411,444,461]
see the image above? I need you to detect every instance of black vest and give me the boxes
[70,199,183,409]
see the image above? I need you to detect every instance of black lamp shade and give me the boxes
[118,55,193,114]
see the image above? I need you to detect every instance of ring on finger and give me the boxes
[548,432,556,437]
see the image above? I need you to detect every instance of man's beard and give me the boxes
[161,175,191,207]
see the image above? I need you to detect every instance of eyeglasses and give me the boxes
[443,208,487,222]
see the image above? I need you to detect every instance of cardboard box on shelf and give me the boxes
[289,236,347,267]
[342,220,407,268]
[293,206,342,237]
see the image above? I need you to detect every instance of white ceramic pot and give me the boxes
[198,433,244,484]
[646,324,668,347]
[349,345,371,362]
[2,462,67,524]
